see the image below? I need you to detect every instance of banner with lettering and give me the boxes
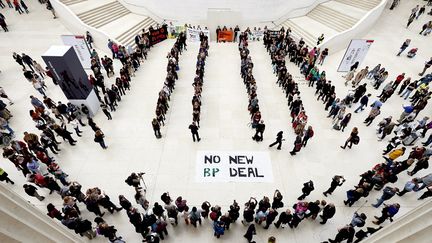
[149,25,168,46]
[217,30,234,42]
[196,151,273,182]
[337,39,374,72]
[61,35,91,69]
[168,25,186,39]
[186,28,211,42]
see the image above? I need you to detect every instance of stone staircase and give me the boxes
[307,4,358,32]
[61,0,159,47]
[281,20,317,47]
[278,0,382,47]
[77,1,131,28]
[334,0,382,11]
[59,0,87,5]
[116,17,158,47]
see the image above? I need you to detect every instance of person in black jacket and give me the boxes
[323,175,346,196]
[269,131,283,150]
[274,209,292,228]
[243,224,256,242]
[328,225,355,243]
[23,184,45,201]
[264,209,278,229]
[320,203,336,224]
[298,180,314,200]
[252,120,265,141]
[188,122,200,142]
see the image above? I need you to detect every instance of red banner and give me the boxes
[218,31,234,42]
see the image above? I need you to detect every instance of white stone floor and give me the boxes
[0,0,431,242]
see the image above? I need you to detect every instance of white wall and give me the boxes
[122,0,330,24]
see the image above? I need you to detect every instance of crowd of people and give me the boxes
[188,32,209,142]
[151,32,187,139]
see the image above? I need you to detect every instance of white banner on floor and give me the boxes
[196,151,273,183]
[186,28,210,42]
[337,39,374,72]
[61,35,92,69]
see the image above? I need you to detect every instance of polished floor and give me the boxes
[0,1,431,242]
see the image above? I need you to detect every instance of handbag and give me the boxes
[352,135,360,145]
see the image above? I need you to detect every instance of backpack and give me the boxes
[210,211,218,221]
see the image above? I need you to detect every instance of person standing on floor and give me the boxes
[419,57,432,76]
[298,180,314,200]
[264,208,278,229]
[244,224,256,242]
[0,13,8,32]
[354,94,371,113]
[0,167,15,184]
[100,102,112,120]
[328,225,355,243]
[152,118,162,139]
[341,127,359,149]
[19,0,28,13]
[269,131,283,150]
[397,39,411,56]
[94,129,107,149]
[372,186,399,208]
[319,203,336,224]
[323,175,345,197]
[397,178,420,196]
[372,203,400,225]
[188,121,200,142]
[23,184,45,201]
[317,34,324,45]
[289,134,303,155]
[364,106,381,126]
[302,126,314,147]
[252,120,265,142]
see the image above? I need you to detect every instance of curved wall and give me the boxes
[122,0,330,24]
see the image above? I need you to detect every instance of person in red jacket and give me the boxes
[392,73,405,89]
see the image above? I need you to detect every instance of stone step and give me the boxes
[60,0,87,5]
[334,0,381,11]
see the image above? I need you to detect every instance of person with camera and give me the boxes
[323,175,346,197]
[297,180,314,200]
[125,173,143,188]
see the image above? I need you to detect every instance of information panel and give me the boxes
[337,39,374,72]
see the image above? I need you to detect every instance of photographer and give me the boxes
[323,175,345,197]
[125,172,143,188]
